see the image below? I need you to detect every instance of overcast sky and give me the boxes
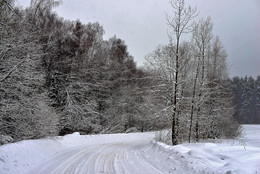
[16,0,260,78]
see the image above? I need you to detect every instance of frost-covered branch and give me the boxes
[0,59,26,82]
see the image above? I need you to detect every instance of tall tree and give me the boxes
[166,0,197,145]
[145,0,240,144]
[0,2,59,140]
[188,17,213,142]
[256,76,260,123]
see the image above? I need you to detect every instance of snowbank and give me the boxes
[145,125,260,173]
[145,141,260,173]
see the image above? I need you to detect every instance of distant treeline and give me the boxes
[231,76,260,124]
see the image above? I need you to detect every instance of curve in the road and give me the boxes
[29,142,165,174]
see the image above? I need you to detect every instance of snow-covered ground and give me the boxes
[0,125,260,174]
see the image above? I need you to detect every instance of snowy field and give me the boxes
[0,125,260,174]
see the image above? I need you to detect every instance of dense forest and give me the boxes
[0,0,170,142]
[0,0,248,145]
[231,76,260,124]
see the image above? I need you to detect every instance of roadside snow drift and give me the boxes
[0,125,260,174]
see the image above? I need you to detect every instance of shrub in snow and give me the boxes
[0,135,13,145]
[154,129,172,145]
[126,127,139,133]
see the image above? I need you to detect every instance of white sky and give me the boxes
[16,0,260,78]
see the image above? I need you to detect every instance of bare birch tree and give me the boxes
[145,1,240,144]
[166,0,197,145]
[189,17,213,142]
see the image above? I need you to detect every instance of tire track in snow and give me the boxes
[29,142,165,174]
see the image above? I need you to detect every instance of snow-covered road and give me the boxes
[1,125,260,174]
[29,142,164,174]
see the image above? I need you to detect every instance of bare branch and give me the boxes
[2,0,15,12]
[0,58,26,82]
[0,48,11,60]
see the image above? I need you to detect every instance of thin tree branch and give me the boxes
[0,59,26,82]
[3,0,15,12]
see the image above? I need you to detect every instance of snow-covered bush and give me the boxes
[0,135,13,145]
[154,129,172,145]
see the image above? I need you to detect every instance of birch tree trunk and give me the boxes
[167,0,197,145]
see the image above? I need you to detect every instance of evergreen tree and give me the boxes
[231,76,260,124]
